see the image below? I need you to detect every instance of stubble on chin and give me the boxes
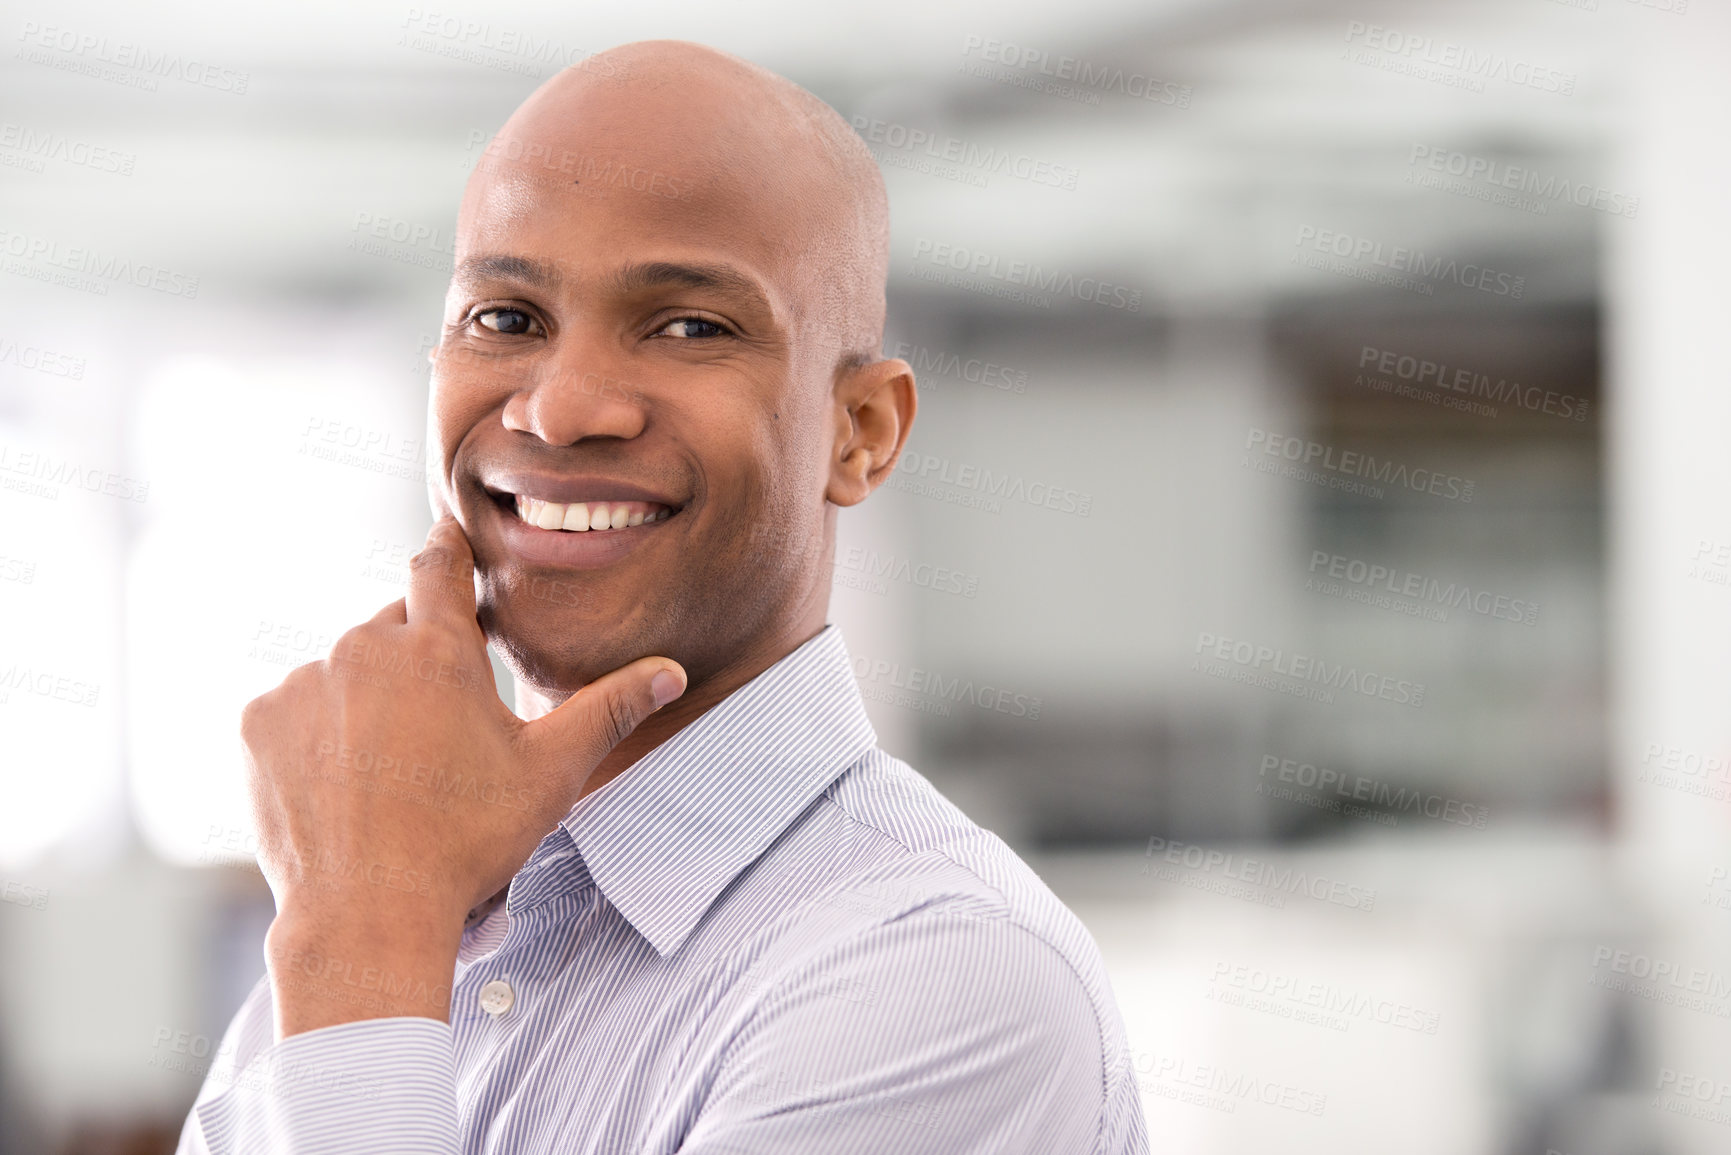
[478,584,674,699]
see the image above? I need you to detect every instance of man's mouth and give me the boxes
[508,493,677,533]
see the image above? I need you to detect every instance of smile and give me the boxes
[511,494,676,532]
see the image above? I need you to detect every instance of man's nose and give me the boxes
[500,359,647,445]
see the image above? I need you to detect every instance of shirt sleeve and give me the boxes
[678,908,1145,1155]
[173,974,461,1155]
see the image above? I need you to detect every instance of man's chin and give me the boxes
[479,597,661,700]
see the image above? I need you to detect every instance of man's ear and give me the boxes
[826,357,917,507]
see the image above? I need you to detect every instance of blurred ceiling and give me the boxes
[0,0,1616,310]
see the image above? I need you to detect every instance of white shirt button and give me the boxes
[478,979,515,1017]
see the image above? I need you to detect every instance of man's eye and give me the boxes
[659,317,728,339]
[475,308,537,335]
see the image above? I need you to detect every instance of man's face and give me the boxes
[429,147,841,693]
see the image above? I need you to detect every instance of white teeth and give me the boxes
[512,494,673,531]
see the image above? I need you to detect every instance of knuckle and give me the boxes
[239,693,268,738]
[330,625,385,669]
[603,692,641,747]
[280,661,324,692]
[414,624,469,667]
[411,545,459,580]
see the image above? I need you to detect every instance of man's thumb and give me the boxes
[525,657,687,769]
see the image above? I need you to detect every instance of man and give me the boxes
[176,39,1148,1154]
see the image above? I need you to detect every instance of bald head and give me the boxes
[462,39,890,368]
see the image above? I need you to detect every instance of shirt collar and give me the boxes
[558,624,877,958]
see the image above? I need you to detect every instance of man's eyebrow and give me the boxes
[452,255,773,314]
[453,254,562,288]
[606,261,771,311]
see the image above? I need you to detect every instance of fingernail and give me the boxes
[651,669,685,708]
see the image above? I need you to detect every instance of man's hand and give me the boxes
[240,515,685,1039]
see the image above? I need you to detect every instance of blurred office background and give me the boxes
[2,0,1728,1151]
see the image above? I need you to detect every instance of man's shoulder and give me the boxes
[791,749,1114,997]
[701,748,1135,1123]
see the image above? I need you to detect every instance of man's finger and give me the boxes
[522,657,686,780]
[364,598,408,628]
[405,515,478,624]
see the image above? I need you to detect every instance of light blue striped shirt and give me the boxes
[175,625,1150,1154]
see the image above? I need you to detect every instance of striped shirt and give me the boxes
[175,625,1150,1154]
